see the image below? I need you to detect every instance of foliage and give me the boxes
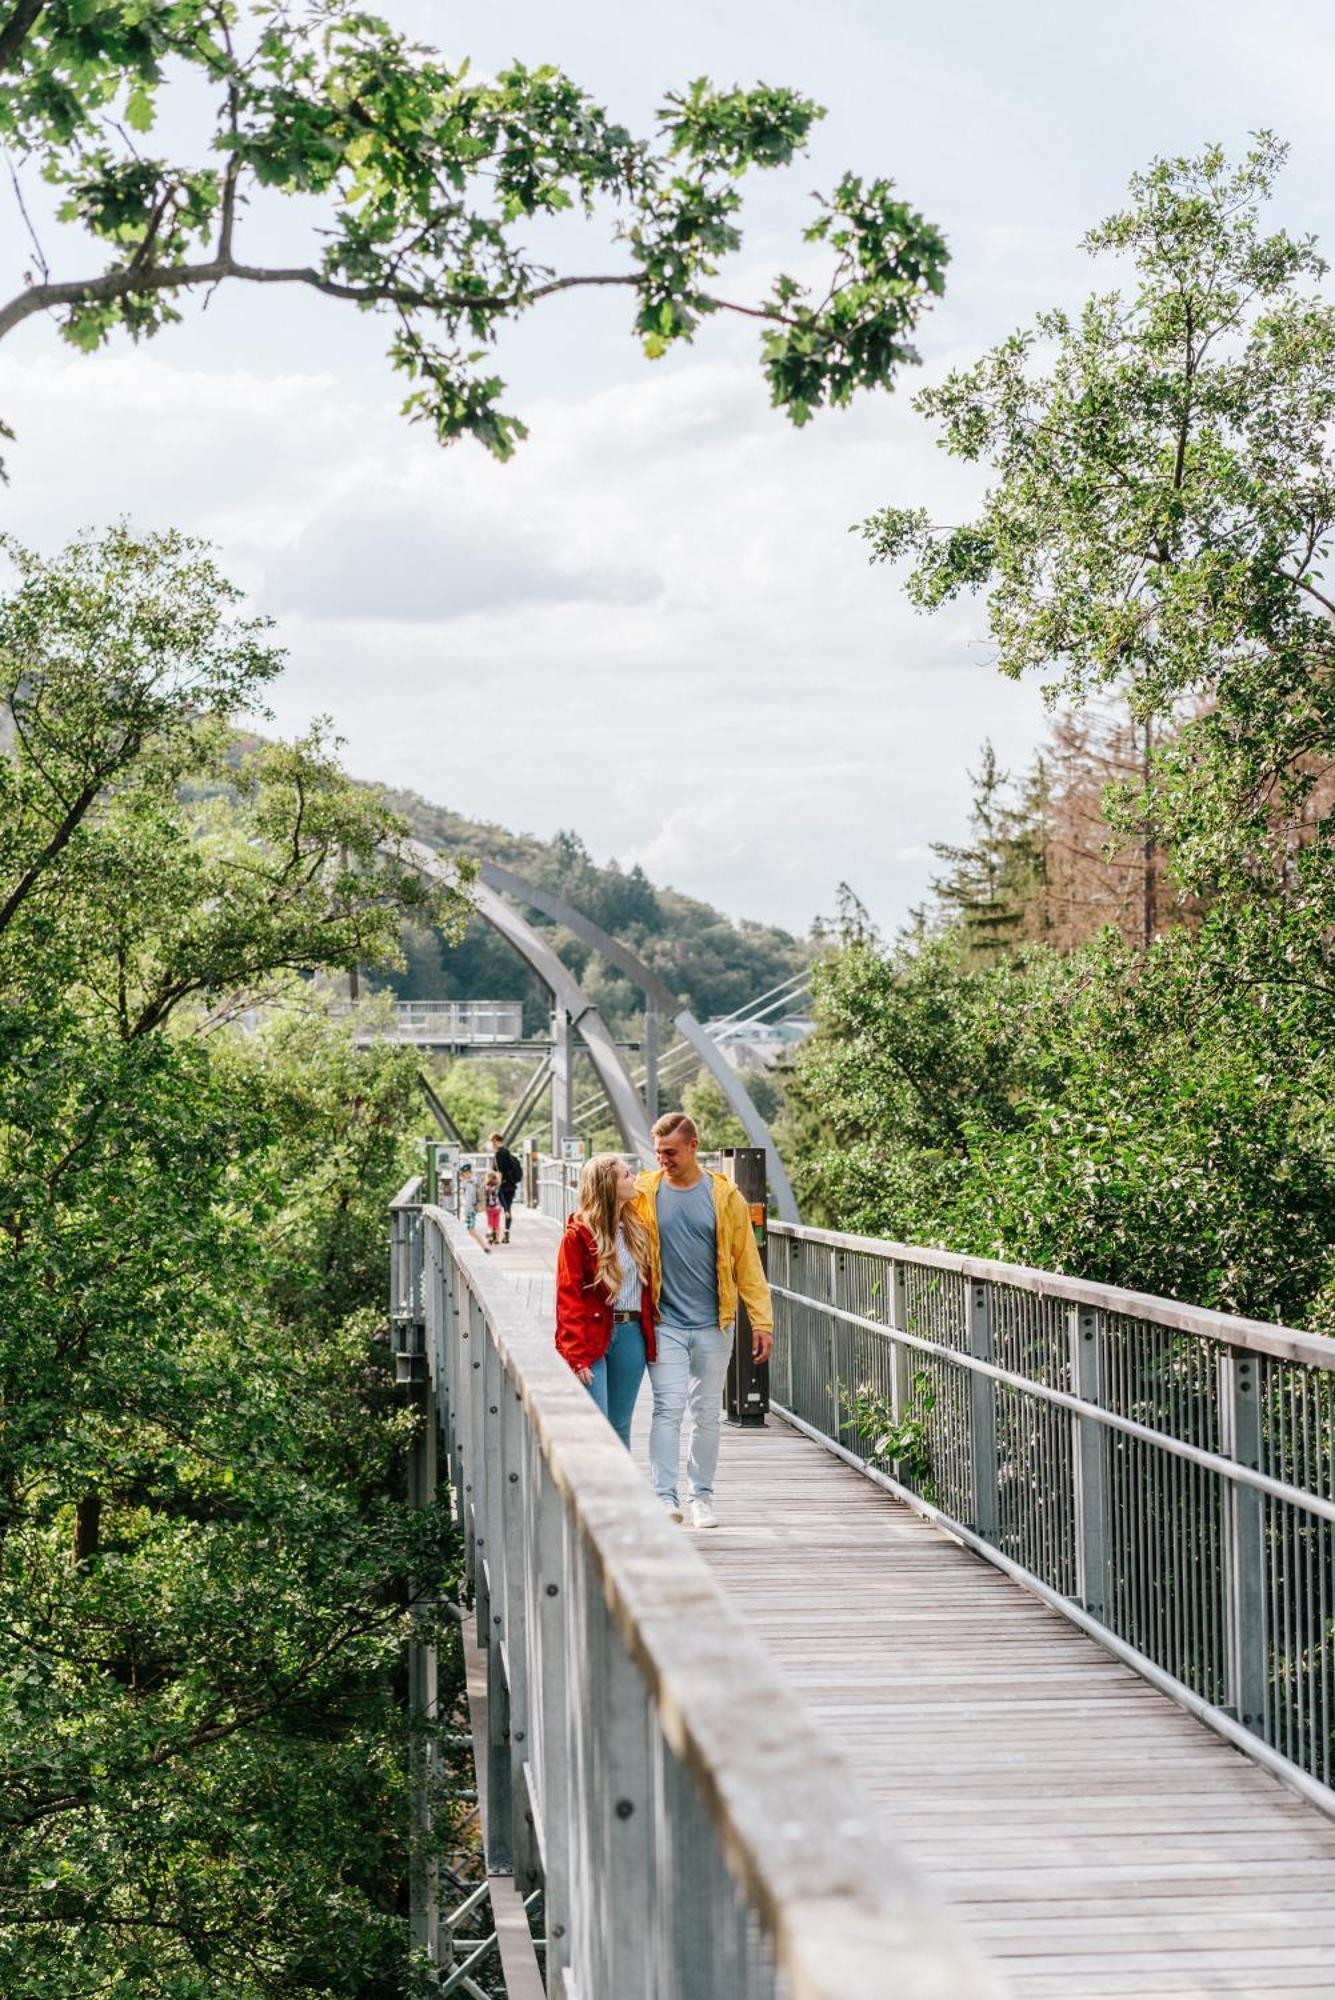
[426,1056,505,1150]
[794,923,1335,1330]
[861,136,1335,913]
[681,1071,750,1150]
[841,1372,937,1497]
[1,3,947,471]
[803,141,1335,1335]
[0,529,472,1995]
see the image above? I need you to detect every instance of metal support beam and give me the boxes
[500,1051,554,1149]
[475,859,794,1210]
[550,1007,572,1154]
[643,997,659,1124]
[418,1071,468,1146]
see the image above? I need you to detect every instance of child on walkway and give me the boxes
[483,1169,503,1246]
[459,1165,489,1253]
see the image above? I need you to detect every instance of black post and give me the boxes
[723,1145,769,1426]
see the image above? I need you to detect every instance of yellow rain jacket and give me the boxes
[634,1169,773,1334]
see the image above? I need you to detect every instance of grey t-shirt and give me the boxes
[656,1175,720,1330]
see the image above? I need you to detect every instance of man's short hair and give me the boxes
[488,1132,504,1146]
[651,1111,698,1144]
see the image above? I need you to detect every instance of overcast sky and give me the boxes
[5,0,1335,935]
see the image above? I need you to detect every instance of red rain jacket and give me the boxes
[555,1214,657,1371]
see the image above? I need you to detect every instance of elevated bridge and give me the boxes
[389,1176,1335,2000]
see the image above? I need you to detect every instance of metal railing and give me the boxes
[767,1220,1335,1813]
[536,1155,581,1222]
[536,1151,728,1224]
[357,999,526,1044]
[391,1178,995,2000]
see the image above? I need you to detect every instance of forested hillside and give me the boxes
[377,791,812,1039]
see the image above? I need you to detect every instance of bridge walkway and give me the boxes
[496,1209,1335,1999]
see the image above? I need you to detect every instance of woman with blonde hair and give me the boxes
[555,1154,656,1449]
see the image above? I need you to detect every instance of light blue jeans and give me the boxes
[584,1319,647,1451]
[648,1323,734,1504]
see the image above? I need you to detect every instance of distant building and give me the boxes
[706,1016,814,1072]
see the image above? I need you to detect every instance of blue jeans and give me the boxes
[648,1324,733,1504]
[584,1319,647,1450]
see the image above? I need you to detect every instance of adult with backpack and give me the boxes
[489,1131,523,1242]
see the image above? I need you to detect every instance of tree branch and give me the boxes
[0,251,811,348]
[0,0,46,72]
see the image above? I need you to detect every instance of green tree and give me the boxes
[862,137,1335,917]
[0,528,473,1996]
[794,928,1335,1327]
[928,740,1030,959]
[1,4,948,469]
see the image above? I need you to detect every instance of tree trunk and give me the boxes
[72,1489,101,1565]
[1142,716,1157,948]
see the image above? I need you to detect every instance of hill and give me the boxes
[376,788,811,1041]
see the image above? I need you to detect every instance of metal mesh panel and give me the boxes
[992,1285,1077,1594]
[903,1266,972,1519]
[1260,1357,1335,1786]
[767,1223,1335,1801]
[1100,1313,1228,1704]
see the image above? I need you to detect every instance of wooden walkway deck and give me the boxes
[496,1210,1335,1998]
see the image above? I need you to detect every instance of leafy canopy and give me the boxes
[862,137,1335,900]
[0,526,474,1996]
[0,2,948,468]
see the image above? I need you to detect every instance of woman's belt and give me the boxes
[611,1310,641,1322]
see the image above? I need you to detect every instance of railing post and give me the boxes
[888,1259,914,1483]
[531,1455,572,1988]
[1220,1347,1268,1736]
[567,1546,654,1999]
[501,1381,538,1896]
[827,1247,841,1443]
[1068,1305,1108,1622]
[968,1278,999,1544]
[406,1377,439,1963]
[482,1331,513,1871]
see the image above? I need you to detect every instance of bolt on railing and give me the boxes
[766,1220,1335,1815]
[392,1181,997,2000]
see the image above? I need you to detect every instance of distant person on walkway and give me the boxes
[637,1112,772,1530]
[483,1169,503,1246]
[458,1164,489,1254]
[489,1132,523,1242]
[555,1155,656,1449]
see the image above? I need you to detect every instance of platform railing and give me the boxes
[766,1220,1335,1813]
[393,1178,995,2000]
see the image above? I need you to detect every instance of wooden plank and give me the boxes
[511,1205,1335,1995]
[685,1412,1335,1994]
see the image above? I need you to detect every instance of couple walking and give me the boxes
[554,1112,773,1528]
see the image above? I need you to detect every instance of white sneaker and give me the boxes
[660,1497,683,1523]
[690,1498,719,1530]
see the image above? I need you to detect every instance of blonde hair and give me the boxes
[576,1154,650,1299]
[651,1110,698,1143]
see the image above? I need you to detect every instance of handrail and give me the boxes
[765,1218,1335,1809]
[405,1191,997,1999]
[772,1219,1335,1371]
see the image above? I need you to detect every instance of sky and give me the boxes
[5,0,1335,936]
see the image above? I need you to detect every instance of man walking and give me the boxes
[489,1132,523,1243]
[637,1111,773,1529]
